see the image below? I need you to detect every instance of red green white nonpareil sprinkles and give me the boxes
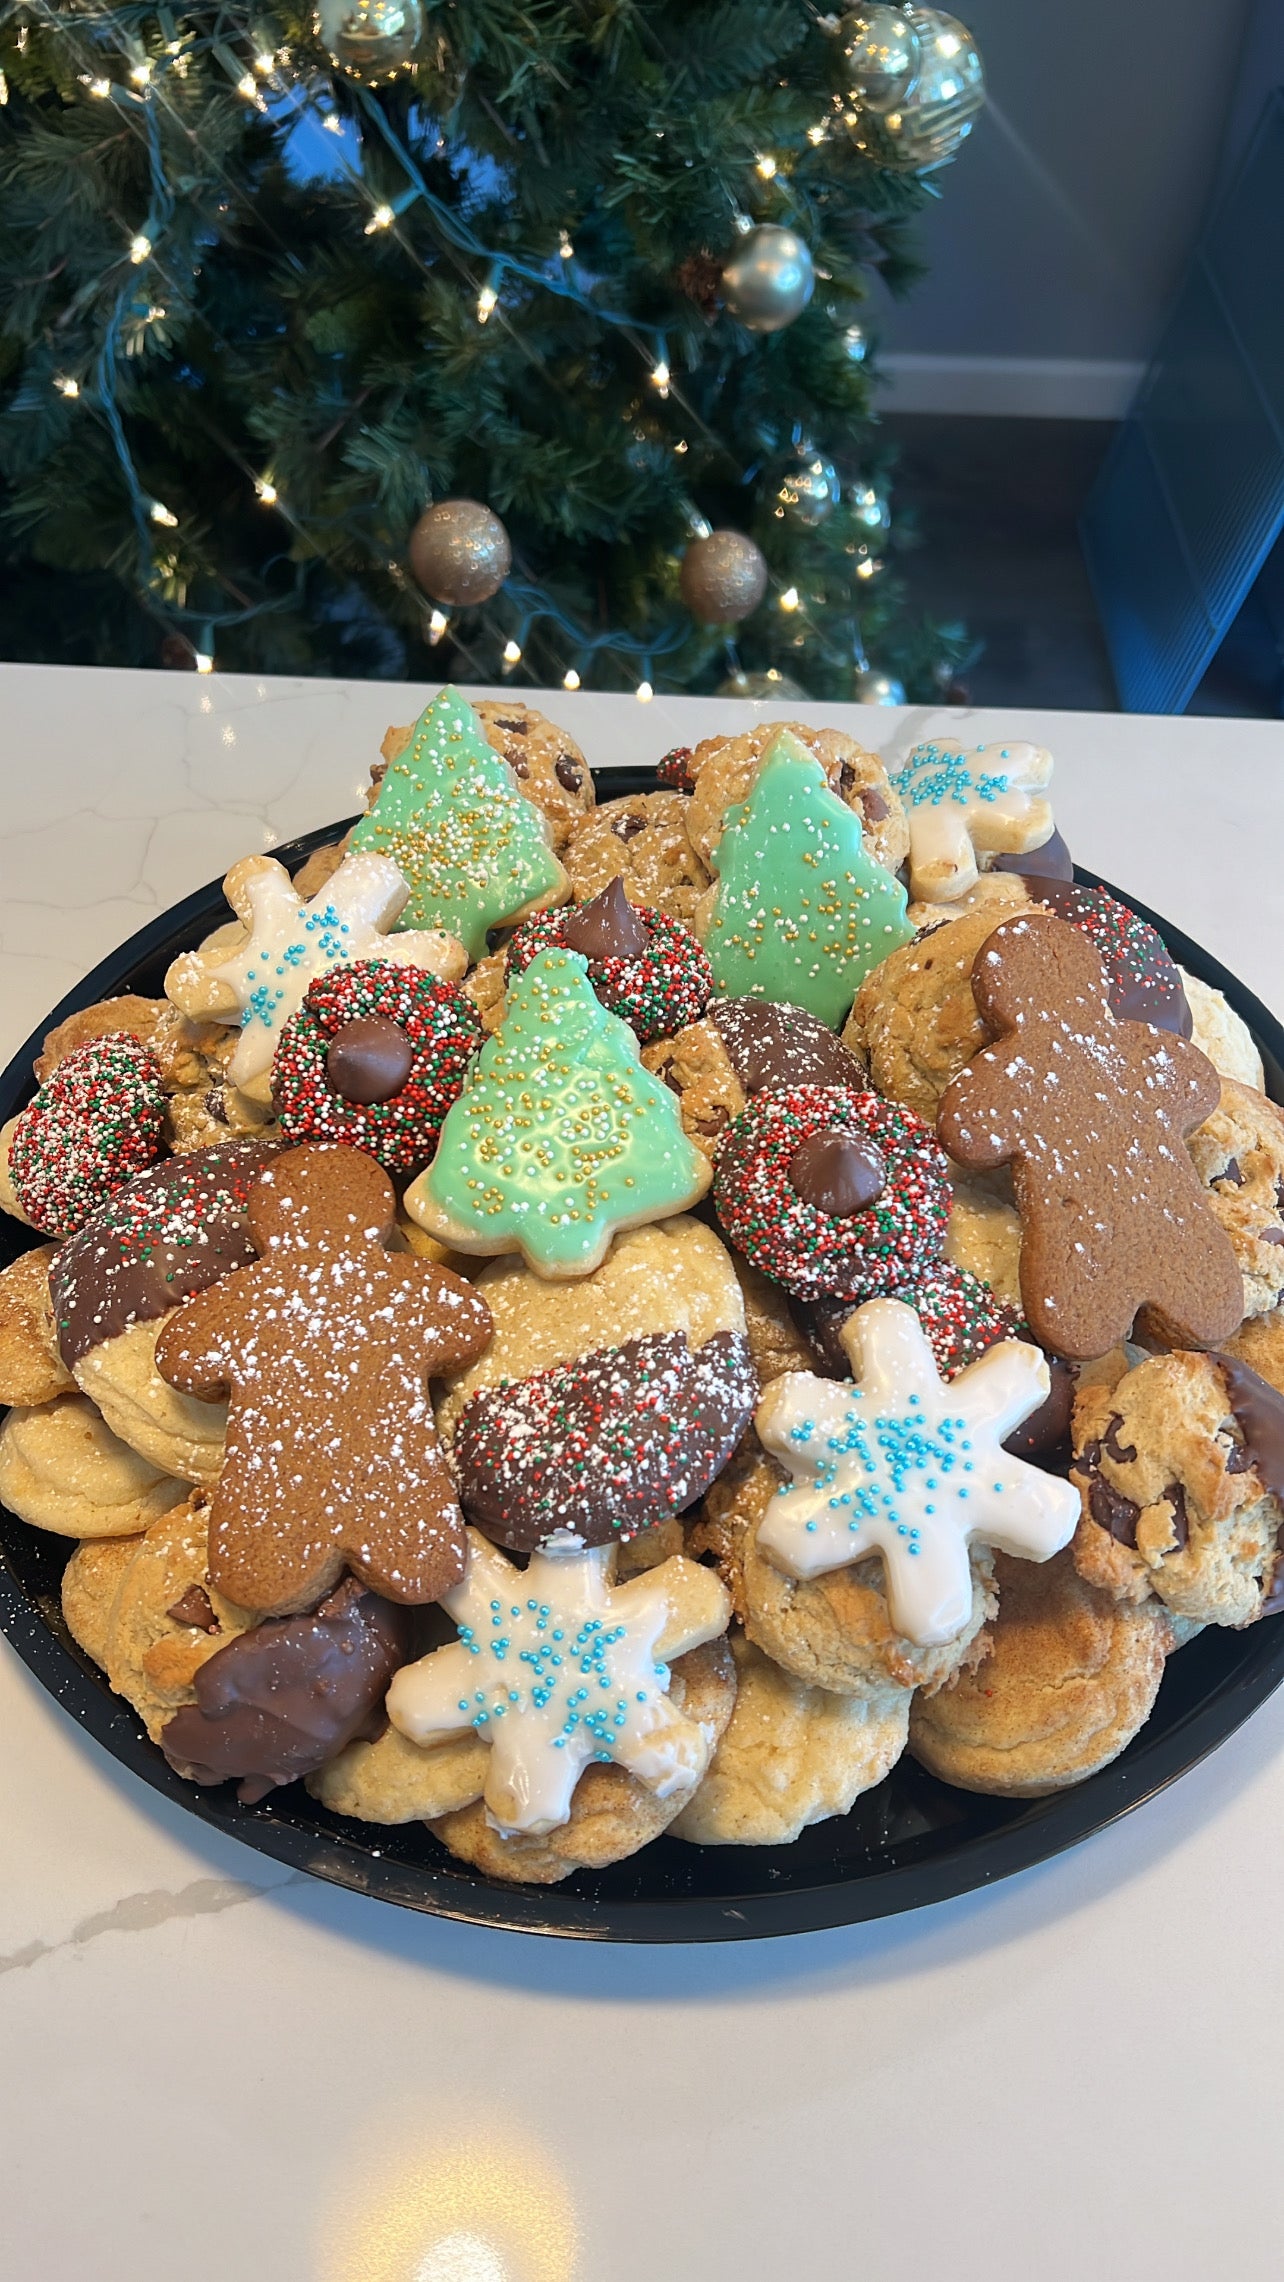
[8,1032,165,1238]
[271,962,482,1172]
[503,901,712,1044]
[712,1082,950,1301]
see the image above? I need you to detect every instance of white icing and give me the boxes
[892,739,1054,904]
[386,1532,712,1837]
[207,850,461,1084]
[754,1298,1080,1647]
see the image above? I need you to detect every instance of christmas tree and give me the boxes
[0,5,981,700]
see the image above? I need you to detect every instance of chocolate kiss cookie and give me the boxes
[161,1575,412,1803]
[452,1329,758,1552]
[50,1139,279,1368]
[706,997,866,1096]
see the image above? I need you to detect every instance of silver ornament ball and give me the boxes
[864,9,985,172]
[680,531,769,624]
[409,500,511,607]
[717,668,808,700]
[836,6,921,112]
[722,227,816,334]
[853,667,906,705]
[314,0,424,80]
[776,449,841,529]
[849,480,891,537]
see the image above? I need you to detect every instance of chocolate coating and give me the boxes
[325,1017,415,1105]
[160,1576,412,1803]
[788,1130,885,1217]
[561,877,651,964]
[1024,878,1192,1037]
[1003,1355,1077,1466]
[706,997,865,1096]
[991,827,1073,883]
[454,1329,758,1551]
[789,1293,853,1378]
[51,1139,279,1367]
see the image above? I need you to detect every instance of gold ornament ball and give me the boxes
[314,0,424,81]
[835,6,922,112]
[858,9,985,172]
[680,531,769,624]
[409,501,512,608]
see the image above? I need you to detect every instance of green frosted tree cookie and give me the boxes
[350,685,567,961]
[703,729,912,1026]
[404,946,711,1276]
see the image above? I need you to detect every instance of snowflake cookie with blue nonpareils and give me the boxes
[891,739,1055,905]
[754,1297,1079,1647]
[165,850,466,1087]
[386,1530,730,1836]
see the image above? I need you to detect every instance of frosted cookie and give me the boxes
[1180,970,1265,1090]
[48,1141,279,1485]
[433,1214,747,1444]
[1072,1350,1284,1627]
[61,1534,142,1669]
[670,1634,910,1845]
[0,1393,185,1539]
[908,1550,1172,1796]
[0,1244,74,1407]
[562,791,711,926]
[405,947,710,1278]
[380,695,595,853]
[690,1434,994,1699]
[1187,1079,1284,1322]
[307,1722,489,1824]
[428,1639,736,1883]
[891,739,1055,904]
[388,1529,731,1838]
[686,720,907,876]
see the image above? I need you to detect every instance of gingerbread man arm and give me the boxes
[1133,1027,1222,1128]
[383,1258,493,1375]
[154,1279,244,1402]
[936,1044,1024,1170]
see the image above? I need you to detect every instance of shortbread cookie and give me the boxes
[0,1244,74,1407]
[670,1635,909,1845]
[307,1721,489,1824]
[1187,1079,1284,1322]
[0,1393,185,1539]
[74,1318,229,1486]
[61,1533,143,1668]
[381,696,594,853]
[562,791,711,926]
[731,1258,816,1385]
[428,1639,736,1882]
[690,1435,994,1698]
[1180,971,1265,1090]
[686,721,907,876]
[908,1550,1172,1796]
[1224,1307,1284,1396]
[434,1214,746,1443]
[1072,1350,1284,1626]
[944,1166,1023,1311]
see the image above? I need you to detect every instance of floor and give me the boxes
[881,413,1120,712]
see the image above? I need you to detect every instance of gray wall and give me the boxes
[880,0,1255,368]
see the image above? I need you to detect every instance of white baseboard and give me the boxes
[879,353,1145,420]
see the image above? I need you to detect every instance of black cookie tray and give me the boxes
[3,772,1283,1942]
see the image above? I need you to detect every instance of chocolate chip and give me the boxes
[1162,1481,1190,1550]
[861,787,890,824]
[1102,1413,1138,1466]
[1261,1228,1284,1247]
[166,1585,219,1633]
[611,813,647,843]
[1088,1472,1141,1546]
[1218,1157,1246,1188]
[493,716,528,734]
[555,754,584,793]
[694,1108,731,1138]
[510,756,530,780]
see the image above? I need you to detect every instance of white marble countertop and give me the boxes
[3,663,1284,2282]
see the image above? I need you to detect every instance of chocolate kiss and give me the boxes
[326,1018,415,1105]
[562,876,652,964]
[788,1130,886,1217]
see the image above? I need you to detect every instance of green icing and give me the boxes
[703,730,912,1026]
[410,946,707,1274]
[350,684,565,961]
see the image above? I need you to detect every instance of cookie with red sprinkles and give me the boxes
[8,1032,165,1239]
[656,746,696,793]
[503,878,713,1044]
[271,962,482,1173]
[451,1328,757,1551]
[1024,878,1191,1037]
[712,1083,950,1301]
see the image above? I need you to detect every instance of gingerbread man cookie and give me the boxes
[937,913,1243,1360]
[891,739,1055,904]
[154,1145,493,1614]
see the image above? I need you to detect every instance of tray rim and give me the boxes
[3,806,1283,1944]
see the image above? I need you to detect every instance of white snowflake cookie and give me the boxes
[386,1529,730,1836]
[891,739,1055,904]
[754,1298,1079,1647]
[165,850,466,1086]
